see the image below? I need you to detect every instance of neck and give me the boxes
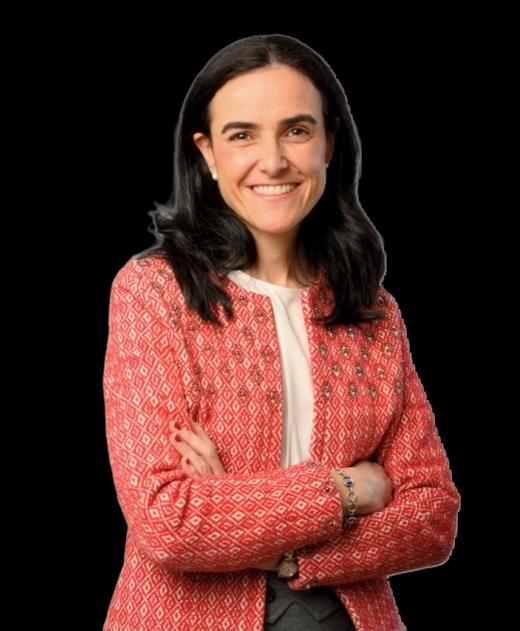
[245,233,313,288]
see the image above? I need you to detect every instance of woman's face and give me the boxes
[194,65,335,248]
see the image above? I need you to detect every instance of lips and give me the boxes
[251,184,297,196]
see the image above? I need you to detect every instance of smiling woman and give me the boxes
[103,34,459,631]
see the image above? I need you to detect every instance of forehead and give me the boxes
[208,65,324,128]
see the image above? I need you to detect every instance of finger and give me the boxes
[179,424,225,475]
[192,422,212,439]
[169,422,225,476]
[171,433,214,477]
[192,422,225,474]
[169,421,199,456]
[170,433,212,475]
[180,455,201,480]
[183,452,214,477]
[170,431,190,456]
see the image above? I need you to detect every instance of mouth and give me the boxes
[251,184,298,196]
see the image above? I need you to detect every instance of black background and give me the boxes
[75,23,470,631]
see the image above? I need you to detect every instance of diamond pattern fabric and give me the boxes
[103,255,459,631]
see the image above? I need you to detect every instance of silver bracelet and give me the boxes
[335,468,357,524]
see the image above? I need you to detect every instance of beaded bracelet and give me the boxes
[335,468,357,524]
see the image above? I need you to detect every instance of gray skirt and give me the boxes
[264,572,355,631]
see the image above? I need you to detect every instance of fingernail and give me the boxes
[174,434,181,442]
[174,421,182,430]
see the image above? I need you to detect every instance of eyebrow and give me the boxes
[220,114,319,135]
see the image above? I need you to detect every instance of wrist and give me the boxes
[331,468,357,523]
[276,551,299,579]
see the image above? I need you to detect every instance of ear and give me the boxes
[193,132,216,174]
[325,118,340,165]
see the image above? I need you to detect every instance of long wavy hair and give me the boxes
[150,34,386,325]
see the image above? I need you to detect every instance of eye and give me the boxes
[229,131,251,141]
[287,127,310,139]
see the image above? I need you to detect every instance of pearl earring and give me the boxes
[212,172,218,181]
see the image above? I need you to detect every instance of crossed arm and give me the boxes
[170,420,394,571]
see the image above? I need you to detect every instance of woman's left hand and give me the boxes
[169,421,226,479]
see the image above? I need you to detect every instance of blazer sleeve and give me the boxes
[289,296,460,590]
[104,260,344,573]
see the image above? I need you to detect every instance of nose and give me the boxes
[259,137,288,175]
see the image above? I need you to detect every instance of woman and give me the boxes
[104,34,459,631]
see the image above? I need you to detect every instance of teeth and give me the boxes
[252,184,296,195]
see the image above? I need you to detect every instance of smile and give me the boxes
[251,184,297,196]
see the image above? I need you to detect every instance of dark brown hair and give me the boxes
[151,34,385,325]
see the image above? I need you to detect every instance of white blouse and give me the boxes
[228,271,314,467]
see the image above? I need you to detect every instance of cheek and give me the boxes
[212,151,250,209]
[213,147,249,177]
[291,141,328,173]
[306,152,327,185]
[305,151,328,201]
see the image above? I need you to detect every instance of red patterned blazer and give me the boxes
[103,255,459,631]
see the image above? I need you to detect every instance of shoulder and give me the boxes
[111,253,183,304]
[375,287,402,323]
[357,287,407,350]
[109,253,191,328]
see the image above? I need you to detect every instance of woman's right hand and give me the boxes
[331,460,393,517]
[169,420,283,572]
[169,421,226,479]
